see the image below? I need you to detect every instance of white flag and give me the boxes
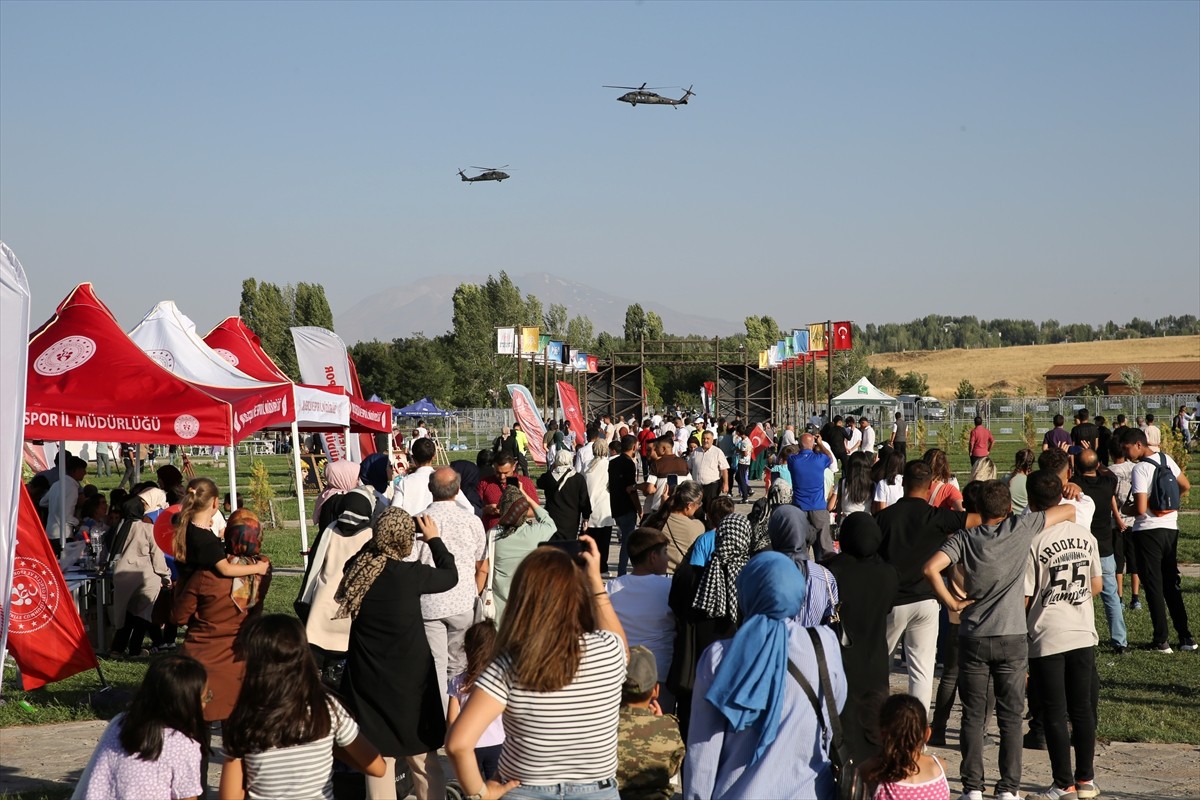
[291,326,358,461]
[0,242,32,681]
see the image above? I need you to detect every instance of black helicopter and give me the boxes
[458,166,511,183]
[603,83,695,108]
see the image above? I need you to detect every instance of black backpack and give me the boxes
[1143,453,1181,513]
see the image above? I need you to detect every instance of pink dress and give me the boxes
[873,757,950,800]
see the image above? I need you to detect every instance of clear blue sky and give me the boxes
[2,0,1198,336]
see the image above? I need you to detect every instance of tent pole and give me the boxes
[291,421,309,566]
[343,427,352,461]
[59,442,67,550]
[227,439,238,511]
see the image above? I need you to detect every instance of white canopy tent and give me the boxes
[831,377,898,418]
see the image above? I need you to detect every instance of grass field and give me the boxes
[866,335,1200,399]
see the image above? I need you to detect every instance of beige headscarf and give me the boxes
[333,507,415,619]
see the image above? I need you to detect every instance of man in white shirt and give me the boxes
[859,417,877,459]
[1037,448,1095,531]
[1120,427,1194,652]
[42,456,87,547]
[845,416,862,457]
[418,468,488,713]
[573,426,599,474]
[392,438,473,515]
[689,431,729,525]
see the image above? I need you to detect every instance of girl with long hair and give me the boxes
[220,615,385,799]
[922,449,963,511]
[861,694,949,799]
[836,451,874,516]
[446,536,628,800]
[968,456,997,483]
[446,620,506,782]
[173,478,269,582]
[871,451,906,513]
[79,654,207,800]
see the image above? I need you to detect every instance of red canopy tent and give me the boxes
[26,284,235,446]
[204,317,391,437]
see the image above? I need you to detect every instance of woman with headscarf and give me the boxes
[490,484,557,621]
[313,459,362,530]
[171,509,271,780]
[823,512,900,764]
[667,513,755,739]
[359,452,393,518]
[338,507,457,800]
[536,449,592,540]
[104,496,170,658]
[449,459,484,516]
[298,488,377,674]
[583,438,616,572]
[685,552,847,800]
[766,506,840,628]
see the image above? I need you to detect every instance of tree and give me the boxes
[565,314,596,353]
[624,304,648,344]
[543,303,568,338]
[955,379,977,400]
[743,315,780,355]
[1119,366,1144,396]
[898,371,930,396]
[294,282,334,329]
[239,278,298,379]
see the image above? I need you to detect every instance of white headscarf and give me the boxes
[549,448,575,482]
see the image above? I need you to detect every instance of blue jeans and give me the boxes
[1099,554,1127,647]
[959,634,1027,795]
[615,512,638,576]
[503,778,619,800]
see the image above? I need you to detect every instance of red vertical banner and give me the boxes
[586,356,599,373]
[556,381,587,441]
[346,355,377,458]
[6,485,98,690]
[832,321,853,351]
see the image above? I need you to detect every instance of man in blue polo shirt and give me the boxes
[786,433,835,560]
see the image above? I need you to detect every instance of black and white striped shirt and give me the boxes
[240,698,359,800]
[477,629,626,783]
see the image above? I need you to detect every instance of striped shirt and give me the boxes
[477,629,626,784]
[241,699,359,800]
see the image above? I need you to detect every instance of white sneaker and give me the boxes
[996,793,1023,800]
[960,793,984,800]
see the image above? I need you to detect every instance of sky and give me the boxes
[2,0,1198,338]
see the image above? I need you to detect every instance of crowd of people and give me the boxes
[26,403,1195,800]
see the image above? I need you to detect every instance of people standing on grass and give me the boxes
[889,412,907,458]
[1119,427,1195,653]
[1072,448,1127,654]
[968,417,994,467]
[1004,448,1035,514]
[1106,439,1141,610]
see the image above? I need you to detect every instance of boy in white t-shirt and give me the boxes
[1120,427,1195,653]
[1023,471,1103,800]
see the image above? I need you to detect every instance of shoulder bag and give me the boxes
[475,528,496,623]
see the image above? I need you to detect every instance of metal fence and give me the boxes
[940,393,1196,443]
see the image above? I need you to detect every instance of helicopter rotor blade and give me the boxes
[603,85,671,90]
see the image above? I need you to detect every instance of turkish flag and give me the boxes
[832,322,853,351]
[6,484,98,690]
[747,423,773,460]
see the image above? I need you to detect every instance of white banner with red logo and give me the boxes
[1,242,31,680]
[506,384,548,466]
[291,326,357,461]
[556,381,587,445]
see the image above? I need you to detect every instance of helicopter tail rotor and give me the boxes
[680,85,695,103]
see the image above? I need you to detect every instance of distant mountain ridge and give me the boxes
[335,271,742,344]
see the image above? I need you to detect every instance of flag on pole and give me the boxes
[572,351,588,371]
[291,326,356,460]
[6,484,98,690]
[496,327,517,355]
[537,334,551,353]
[556,381,586,441]
[546,341,563,364]
[747,423,773,460]
[586,355,599,373]
[808,323,827,355]
[519,327,540,354]
[701,381,715,415]
[832,321,853,351]
[793,329,808,354]
[758,350,769,369]
[1,242,31,679]
[507,384,549,466]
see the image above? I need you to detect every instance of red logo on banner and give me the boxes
[5,485,98,690]
[832,322,853,351]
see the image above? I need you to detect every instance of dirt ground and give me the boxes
[3,672,1197,799]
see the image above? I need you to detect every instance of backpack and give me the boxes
[1143,453,1181,514]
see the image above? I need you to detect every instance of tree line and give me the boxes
[239,273,1197,410]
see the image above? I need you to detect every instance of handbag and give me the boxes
[786,627,869,800]
[474,529,497,623]
[821,567,851,648]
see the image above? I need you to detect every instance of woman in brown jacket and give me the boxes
[171,509,271,724]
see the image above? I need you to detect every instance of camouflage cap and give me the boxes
[623,645,658,695]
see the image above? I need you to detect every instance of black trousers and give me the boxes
[1029,647,1098,788]
[1132,527,1192,646]
[110,612,163,655]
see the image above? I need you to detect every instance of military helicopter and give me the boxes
[603,83,695,108]
[458,166,511,183]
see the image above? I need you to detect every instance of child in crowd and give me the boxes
[615,646,685,800]
[79,654,207,800]
[861,693,950,800]
[172,478,268,582]
[923,481,1077,800]
[220,615,385,799]
[1023,471,1102,800]
[447,620,506,781]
